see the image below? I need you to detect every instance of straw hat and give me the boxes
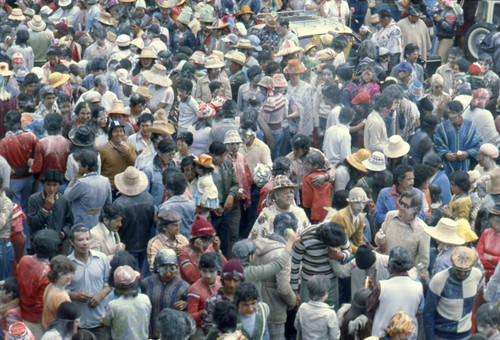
[275,40,303,57]
[451,246,476,270]
[194,154,215,169]
[133,86,152,100]
[272,73,287,88]
[24,8,35,17]
[487,167,500,194]
[208,18,229,30]
[456,218,478,242]
[346,187,369,203]
[28,15,46,31]
[157,0,175,8]
[115,166,149,196]
[116,69,132,86]
[96,12,114,26]
[224,130,242,144]
[9,8,25,21]
[0,63,14,77]
[235,39,256,51]
[225,51,248,67]
[269,175,298,197]
[198,5,216,23]
[257,76,274,88]
[383,135,410,159]
[48,72,70,88]
[108,100,129,116]
[196,103,215,120]
[69,126,95,146]
[116,34,131,47]
[205,55,226,69]
[221,33,238,45]
[362,151,386,172]
[237,5,254,16]
[304,43,317,54]
[346,149,371,172]
[131,37,144,50]
[264,12,278,27]
[318,48,337,61]
[283,59,306,74]
[177,6,193,26]
[144,120,175,135]
[143,64,172,87]
[59,0,72,6]
[138,47,157,59]
[424,218,465,245]
[211,50,224,62]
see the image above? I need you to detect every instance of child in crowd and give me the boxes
[295,275,340,340]
[0,277,21,333]
[177,78,199,133]
[444,171,472,221]
[193,154,219,217]
[302,151,332,223]
[207,301,243,340]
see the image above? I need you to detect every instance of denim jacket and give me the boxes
[64,172,112,228]
[140,155,177,209]
[159,195,196,238]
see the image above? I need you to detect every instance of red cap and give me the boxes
[469,62,484,76]
[351,92,371,105]
[190,215,216,238]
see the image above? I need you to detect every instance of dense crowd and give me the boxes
[0,0,499,339]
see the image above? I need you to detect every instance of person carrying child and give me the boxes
[302,150,333,223]
[193,154,220,217]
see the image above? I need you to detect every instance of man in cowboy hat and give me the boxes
[27,15,53,68]
[113,166,155,273]
[225,51,248,100]
[250,12,279,52]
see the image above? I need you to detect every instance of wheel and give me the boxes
[465,22,496,60]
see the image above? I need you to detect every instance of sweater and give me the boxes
[302,169,332,222]
[99,142,137,189]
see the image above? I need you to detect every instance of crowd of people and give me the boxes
[0,0,499,339]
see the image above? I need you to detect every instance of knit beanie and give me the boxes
[190,215,216,238]
[469,62,484,76]
[355,245,376,270]
[222,259,244,280]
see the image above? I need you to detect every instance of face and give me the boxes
[45,94,56,108]
[392,98,402,111]
[350,201,366,215]
[111,127,125,143]
[212,153,226,166]
[110,113,124,122]
[70,231,91,256]
[200,268,218,286]
[208,68,221,79]
[159,150,175,165]
[177,140,189,154]
[60,102,72,116]
[178,88,189,101]
[448,111,461,125]
[362,70,373,83]
[229,61,240,75]
[453,267,471,281]
[226,142,240,155]
[222,278,241,295]
[408,14,419,24]
[48,55,58,67]
[96,112,108,128]
[392,334,412,340]
[433,84,443,96]
[453,64,460,73]
[104,217,122,232]
[380,17,390,27]
[448,53,457,67]
[141,58,154,68]
[78,107,91,125]
[139,120,152,137]
[490,215,500,231]
[479,60,490,72]
[321,69,334,84]
[56,272,73,287]
[238,300,257,316]
[0,288,12,304]
[43,181,60,196]
[399,171,414,191]
[477,324,497,337]
[242,13,251,21]
[276,22,286,36]
[304,161,314,174]
[396,70,408,81]
[183,165,196,181]
[292,147,306,158]
[275,188,295,208]
[407,49,420,64]
[25,82,35,94]
[158,264,178,283]
[289,73,300,82]
[398,196,416,222]
[135,7,145,17]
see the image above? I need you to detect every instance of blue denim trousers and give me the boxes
[271,127,284,160]
[0,239,14,280]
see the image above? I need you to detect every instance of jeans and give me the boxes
[0,239,14,280]
[280,127,292,156]
[270,127,284,160]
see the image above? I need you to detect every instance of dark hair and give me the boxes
[317,222,347,247]
[46,302,80,339]
[421,114,440,134]
[272,157,291,176]
[130,93,146,107]
[448,47,463,58]
[119,58,133,71]
[404,43,420,58]
[235,282,259,306]
[209,81,223,94]
[221,100,236,118]
[383,84,404,100]
[15,29,29,45]
[393,164,413,186]
[41,169,64,184]
[5,110,21,131]
[449,170,471,193]
[265,61,280,76]
[137,113,154,125]
[59,47,73,60]
[306,150,325,169]
[447,100,464,114]
[429,183,442,203]
[418,137,433,157]
[57,93,71,106]
[291,134,311,154]
[47,255,76,283]
[248,65,263,81]
[68,224,90,241]
[199,252,222,272]
[2,277,19,298]
[158,308,196,340]
[455,58,470,73]
[333,190,349,210]
[92,58,107,73]
[17,93,33,109]
[99,203,123,223]
[44,112,63,135]
[209,141,227,156]
[412,164,434,189]
[388,246,413,273]
[475,303,500,328]
[177,131,194,146]
[400,189,423,212]
[273,211,298,238]
[157,138,177,154]
[33,229,61,259]
[240,118,258,132]
[336,64,353,82]
[307,275,330,301]
[213,301,238,333]
[339,107,355,125]
[379,9,392,19]
[322,84,341,105]
[23,72,39,86]
[46,46,60,57]
[332,36,347,51]
[374,94,393,110]
[180,155,196,168]
[108,251,138,287]
[74,149,99,173]
[114,279,139,298]
[177,77,193,93]
[163,168,187,196]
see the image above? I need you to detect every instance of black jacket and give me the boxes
[27,191,73,240]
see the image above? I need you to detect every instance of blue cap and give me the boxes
[394,62,413,74]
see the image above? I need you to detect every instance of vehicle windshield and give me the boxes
[475,1,488,22]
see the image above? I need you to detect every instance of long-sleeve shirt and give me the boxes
[99,142,137,189]
[27,191,73,239]
[177,96,199,133]
[0,131,38,179]
[477,228,500,278]
[48,6,83,30]
[31,135,70,175]
[187,278,222,327]
[323,124,351,166]
[294,300,341,340]
[364,110,388,153]
[0,192,12,239]
[374,186,427,224]
[16,256,50,323]
[302,169,332,222]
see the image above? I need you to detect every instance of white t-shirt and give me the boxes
[148,85,174,113]
[323,0,350,24]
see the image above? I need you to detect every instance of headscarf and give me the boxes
[385,311,416,337]
[0,72,11,101]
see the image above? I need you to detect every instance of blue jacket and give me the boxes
[374,186,427,224]
[140,155,177,209]
[432,170,452,206]
[159,195,196,238]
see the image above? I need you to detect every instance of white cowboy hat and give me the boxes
[114,166,149,196]
[383,135,410,159]
[424,218,465,246]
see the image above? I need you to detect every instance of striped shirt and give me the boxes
[291,224,351,290]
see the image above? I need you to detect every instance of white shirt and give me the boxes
[463,107,500,147]
[322,0,350,25]
[148,85,174,113]
[325,105,342,130]
[323,124,351,166]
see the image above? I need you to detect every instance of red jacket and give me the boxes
[302,169,332,222]
[477,228,500,278]
[31,135,70,175]
[0,131,38,178]
[16,255,50,323]
[187,277,221,327]
[178,245,227,285]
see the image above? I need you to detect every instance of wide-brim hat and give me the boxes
[108,100,129,116]
[116,68,132,86]
[24,8,35,17]
[362,151,386,172]
[69,126,96,146]
[347,187,369,203]
[275,40,303,57]
[451,246,476,270]
[269,175,298,197]
[131,37,144,49]
[135,86,153,99]
[59,0,72,6]
[144,120,175,135]
[116,34,131,47]
[48,72,70,88]
[9,8,25,20]
[383,135,410,159]
[143,64,172,87]
[346,149,371,172]
[487,168,500,194]
[425,218,465,245]
[235,39,256,51]
[264,12,278,27]
[208,18,229,29]
[247,35,262,51]
[221,33,238,45]
[224,130,242,144]
[115,166,148,196]
[205,55,226,69]
[318,48,337,61]
[237,5,254,16]
[198,5,216,22]
[177,6,193,26]
[194,154,215,169]
[96,12,114,26]
[225,51,248,67]
[272,73,287,88]
[157,0,175,9]
[28,15,46,31]
[138,47,157,59]
[284,59,306,74]
[304,43,317,54]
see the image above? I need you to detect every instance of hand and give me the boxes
[115,142,129,154]
[441,205,452,218]
[173,300,188,310]
[456,151,468,161]
[193,238,204,251]
[213,236,221,253]
[327,247,344,260]
[262,43,270,49]
[419,269,429,283]
[45,194,55,209]
[311,174,327,187]
[88,293,104,308]
[115,243,126,252]
[73,292,92,302]
[445,153,456,161]
[224,195,234,212]
[236,335,248,340]
[484,253,493,261]
[174,244,183,254]
[350,6,355,13]
[199,309,206,318]
[27,158,34,167]
[434,15,441,22]
[294,290,302,305]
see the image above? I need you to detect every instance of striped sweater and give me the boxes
[291,224,351,290]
